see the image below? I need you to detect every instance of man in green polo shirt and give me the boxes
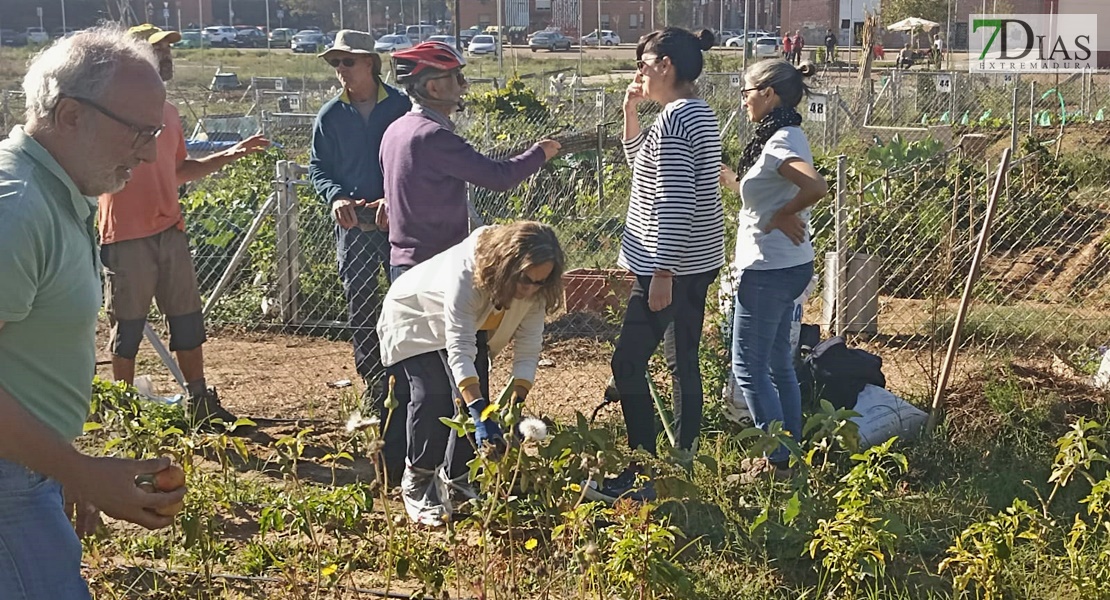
[0,27,185,598]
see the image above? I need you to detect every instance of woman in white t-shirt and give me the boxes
[721,60,828,480]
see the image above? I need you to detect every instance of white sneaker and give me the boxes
[720,378,755,428]
[437,467,478,515]
[401,465,448,527]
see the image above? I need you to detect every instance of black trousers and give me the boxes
[610,269,718,455]
[401,331,490,479]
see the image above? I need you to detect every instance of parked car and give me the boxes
[374,34,414,52]
[725,31,773,48]
[203,26,238,47]
[235,27,268,47]
[427,35,457,47]
[269,28,296,45]
[459,26,480,45]
[291,31,328,53]
[467,34,500,56]
[580,29,620,46]
[717,29,741,44]
[528,30,572,52]
[753,36,782,57]
[25,27,49,44]
[174,30,210,49]
[0,29,27,47]
[406,24,437,43]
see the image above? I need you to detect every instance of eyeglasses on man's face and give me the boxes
[62,95,163,149]
[327,57,359,68]
[429,69,467,86]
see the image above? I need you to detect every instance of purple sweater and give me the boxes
[379,110,547,267]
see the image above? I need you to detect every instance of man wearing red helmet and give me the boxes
[377,41,560,519]
[378,41,560,272]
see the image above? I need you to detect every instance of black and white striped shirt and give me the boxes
[618,98,725,277]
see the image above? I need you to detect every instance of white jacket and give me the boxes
[377,227,546,390]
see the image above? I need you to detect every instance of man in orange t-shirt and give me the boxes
[99,24,269,428]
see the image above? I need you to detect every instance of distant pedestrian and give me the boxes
[782,33,793,59]
[933,34,945,69]
[792,30,805,65]
[823,29,836,63]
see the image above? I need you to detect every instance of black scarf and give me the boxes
[736,106,803,177]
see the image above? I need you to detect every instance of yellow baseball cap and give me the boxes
[129,23,183,45]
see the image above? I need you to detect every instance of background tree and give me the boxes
[880,0,945,25]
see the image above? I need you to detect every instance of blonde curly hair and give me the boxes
[473,222,565,313]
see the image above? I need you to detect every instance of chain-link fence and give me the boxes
[178,87,1110,415]
[38,61,1100,421]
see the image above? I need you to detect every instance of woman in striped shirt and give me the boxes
[586,27,724,504]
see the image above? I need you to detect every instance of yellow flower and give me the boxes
[525,538,538,551]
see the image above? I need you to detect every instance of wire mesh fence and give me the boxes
[180,85,1110,415]
[0,59,1090,416]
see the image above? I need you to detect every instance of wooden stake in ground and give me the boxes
[857,12,878,91]
[926,147,1013,434]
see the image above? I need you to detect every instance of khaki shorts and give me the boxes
[101,227,203,322]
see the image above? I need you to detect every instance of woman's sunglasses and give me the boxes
[519,273,552,287]
[327,57,359,68]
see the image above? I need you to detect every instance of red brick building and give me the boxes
[779,0,1055,51]
[121,0,214,29]
[457,0,656,40]
[456,0,757,43]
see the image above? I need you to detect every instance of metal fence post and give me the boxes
[1028,81,1036,138]
[1011,83,1019,154]
[835,154,848,337]
[274,160,302,325]
[274,160,291,323]
[596,122,605,210]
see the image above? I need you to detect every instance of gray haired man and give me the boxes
[0,27,185,597]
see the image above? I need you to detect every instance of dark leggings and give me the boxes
[610,269,718,454]
[401,331,490,478]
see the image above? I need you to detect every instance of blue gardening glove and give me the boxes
[467,397,506,458]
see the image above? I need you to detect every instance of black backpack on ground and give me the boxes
[800,335,886,410]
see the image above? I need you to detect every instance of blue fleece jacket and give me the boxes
[309,83,411,207]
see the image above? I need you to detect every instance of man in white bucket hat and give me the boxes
[310,30,412,483]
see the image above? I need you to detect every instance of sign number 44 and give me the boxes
[936,75,952,93]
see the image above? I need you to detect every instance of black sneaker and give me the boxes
[583,466,657,504]
[188,387,250,433]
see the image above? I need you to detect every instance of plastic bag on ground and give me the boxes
[851,384,927,448]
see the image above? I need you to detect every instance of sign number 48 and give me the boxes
[808,95,827,122]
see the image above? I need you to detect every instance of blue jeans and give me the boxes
[732,262,814,465]
[337,226,390,382]
[0,459,90,599]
